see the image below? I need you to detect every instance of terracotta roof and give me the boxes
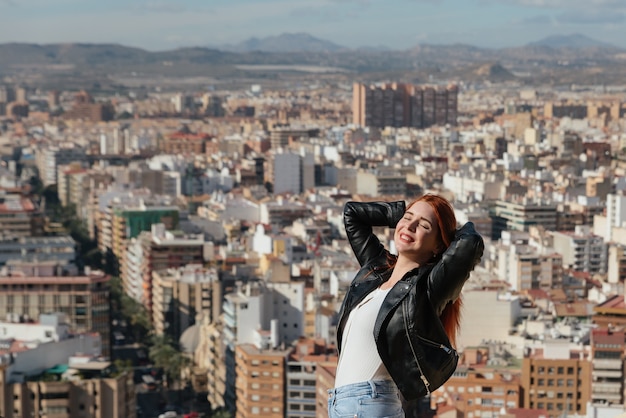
[553,301,593,317]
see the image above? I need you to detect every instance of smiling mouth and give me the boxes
[399,233,414,243]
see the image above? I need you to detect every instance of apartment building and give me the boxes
[315,363,337,418]
[458,290,522,349]
[607,244,626,285]
[497,244,564,291]
[111,203,179,261]
[269,126,319,150]
[551,226,607,274]
[222,282,269,414]
[0,365,135,418]
[0,194,44,238]
[259,199,311,229]
[590,296,626,407]
[0,235,75,266]
[235,343,291,418]
[0,270,111,356]
[436,366,522,417]
[158,130,216,155]
[491,198,558,239]
[151,264,220,341]
[196,318,227,411]
[267,149,315,196]
[62,90,114,122]
[121,224,206,314]
[443,169,504,203]
[57,163,87,207]
[521,348,592,416]
[352,82,458,128]
[35,142,87,186]
[286,337,337,418]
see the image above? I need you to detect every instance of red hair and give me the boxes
[408,194,461,347]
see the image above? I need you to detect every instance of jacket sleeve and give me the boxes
[427,221,484,315]
[343,201,406,267]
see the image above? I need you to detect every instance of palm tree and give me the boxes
[148,334,192,389]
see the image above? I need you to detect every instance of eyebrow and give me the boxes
[405,211,434,226]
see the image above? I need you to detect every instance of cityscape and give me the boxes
[1,22,626,418]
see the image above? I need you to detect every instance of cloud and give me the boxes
[519,14,553,24]
[556,10,625,24]
[134,1,187,14]
[507,0,625,8]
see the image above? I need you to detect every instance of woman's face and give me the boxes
[394,201,442,263]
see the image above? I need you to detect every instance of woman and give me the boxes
[328,194,484,417]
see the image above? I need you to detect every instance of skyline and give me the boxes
[0,0,626,51]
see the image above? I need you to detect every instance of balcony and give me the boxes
[593,359,623,370]
[593,370,623,379]
[591,382,622,394]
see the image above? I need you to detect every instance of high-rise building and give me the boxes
[590,296,626,407]
[521,346,592,416]
[35,143,87,186]
[551,226,607,274]
[286,338,337,418]
[152,264,220,341]
[121,224,206,315]
[235,343,291,418]
[353,82,458,129]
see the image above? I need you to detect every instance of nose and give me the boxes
[406,220,418,232]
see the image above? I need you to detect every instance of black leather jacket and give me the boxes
[337,201,484,401]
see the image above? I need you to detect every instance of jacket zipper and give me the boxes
[416,335,455,355]
[402,298,431,396]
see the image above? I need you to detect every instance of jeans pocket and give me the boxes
[359,393,404,418]
[329,396,359,418]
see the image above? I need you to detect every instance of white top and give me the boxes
[334,286,393,387]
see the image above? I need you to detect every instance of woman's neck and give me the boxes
[385,255,421,288]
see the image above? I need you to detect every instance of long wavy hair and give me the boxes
[407,194,461,347]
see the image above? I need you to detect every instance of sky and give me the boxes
[0,0,625,51]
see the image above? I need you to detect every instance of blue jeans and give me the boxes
[327,380,404,418]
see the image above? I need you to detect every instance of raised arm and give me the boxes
[343,200,406,267]
[427,221,484,315]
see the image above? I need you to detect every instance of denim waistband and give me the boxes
[328,380,398,401]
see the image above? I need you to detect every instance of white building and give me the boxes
[442,169,503,203]
[0,314,102,383]
[0,313,70,343]
[35,143,87,186]
[458,289,522,351]
[267,281,305,346]
[273,151,303,195]
[552,225,607,273]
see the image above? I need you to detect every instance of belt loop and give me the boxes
[368,380,377,398]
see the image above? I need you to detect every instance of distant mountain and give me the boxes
[527,33,617,49]
[218,32,346,53]
[2,37,626,90]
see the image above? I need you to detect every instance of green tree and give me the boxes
[109,276,151,343]
[148,334,192,389]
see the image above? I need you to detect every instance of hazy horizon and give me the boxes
[0,0,625,51]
